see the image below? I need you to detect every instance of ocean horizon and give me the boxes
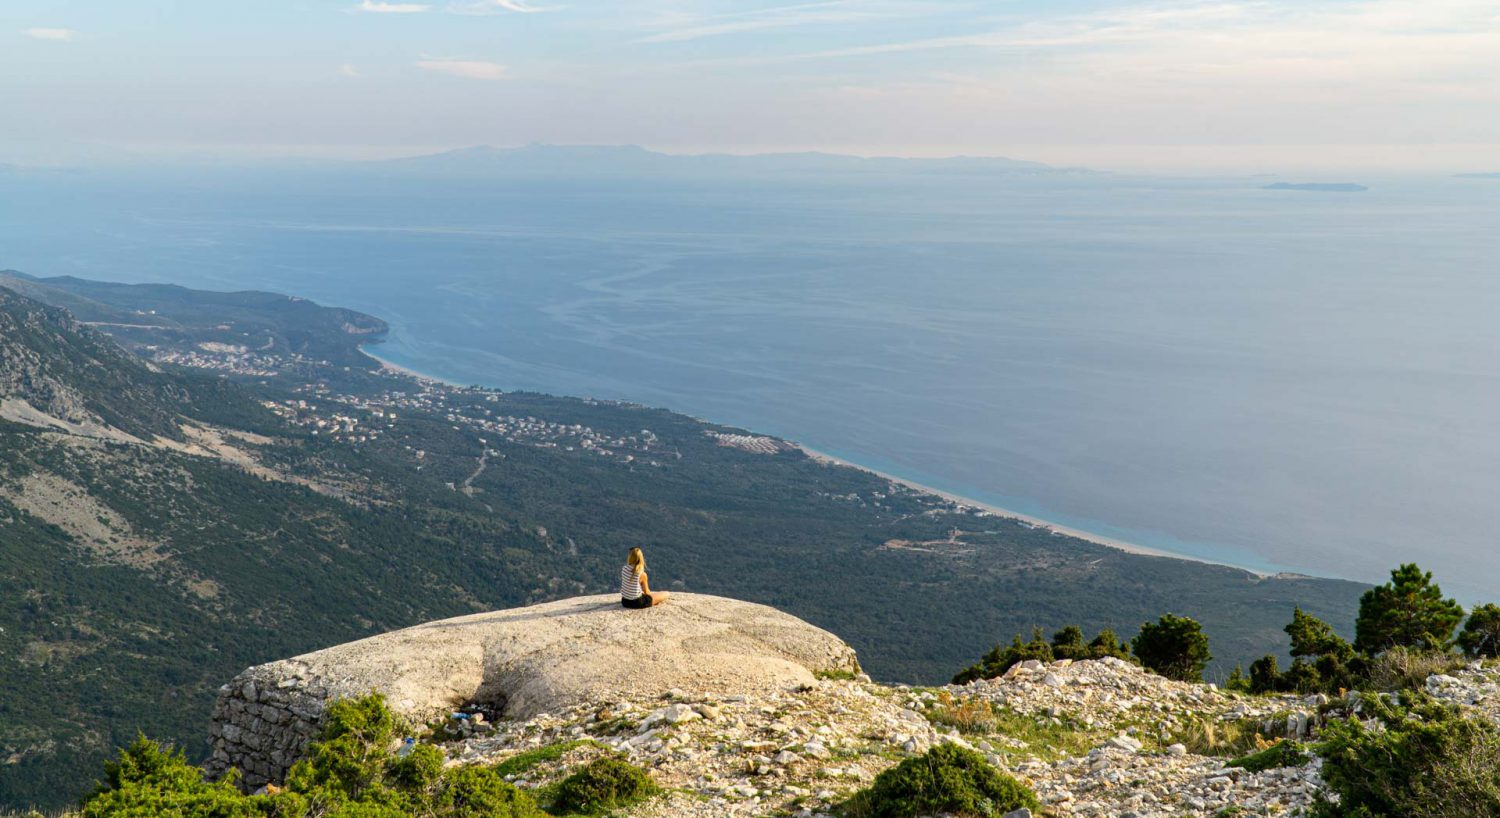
[4,164,1499,598]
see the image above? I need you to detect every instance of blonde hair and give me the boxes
[626,547,646,576]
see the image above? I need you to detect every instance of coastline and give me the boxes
[362,343,1275,578]
[796,445,1273,577]
[362,345,451,384]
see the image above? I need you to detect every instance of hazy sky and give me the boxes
[5,0,1499,170]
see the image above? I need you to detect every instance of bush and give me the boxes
[386,744,445,792]
[1314,690,1500,818]
[1458,603,1500,658]
[1354,564,1464,655]
[433,767,544,818]
[80,736,267,818]
[80,695,543,818]
[923,691,1002,734]
[551,757,659,815]
[951,625,1131,684]
[1248,655,1281,694]
[1227,740,1310,773]
[839,744,1040,818]
[1359,647,1465,693]
[1133,614,1211,683]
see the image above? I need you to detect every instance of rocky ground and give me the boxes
[431,657,1335,818]
[1426,659,1500,717]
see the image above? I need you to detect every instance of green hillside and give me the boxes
[0,279,1368,809]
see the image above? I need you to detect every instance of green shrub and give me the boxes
[1354,564,1464,655]
[1458,603,1500,658]
[951,625,1131,684]
[1227,740,1310,773]
[387,744,445,792]
[79,695,543,818]
[1248,655,1281,694]
[1133,614,1211,683]
[1314,690,1500,818]
[839,744,1040,818]
[551,757,659,815]
[1224,664,1250,693]
[432,767,544,818]
[80,736,268,818]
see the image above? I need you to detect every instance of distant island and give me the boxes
[372,143,1088,178]
[1262,182,1368,193]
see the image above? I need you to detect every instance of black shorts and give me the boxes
[621,594,652,609]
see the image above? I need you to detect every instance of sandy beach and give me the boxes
[796,445,1273,577]
[362,347,449,384]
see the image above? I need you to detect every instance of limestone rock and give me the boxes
[206,593,858,787]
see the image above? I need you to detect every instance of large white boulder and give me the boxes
[206,593,859,787]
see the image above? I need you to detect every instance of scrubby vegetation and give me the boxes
[951,625,1133,684]
[1132,614,1212,683]
[1313,691,1500,818]
[549,757,660,815]
[1227,741,1311,773]
[1458,603,1500,659]
[78,695,553,818]
[1235,564,1477,696]
[838,744,1039,818]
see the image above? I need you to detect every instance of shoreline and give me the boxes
[362,343,1277,578]
[363,345,451,385]
[795,445,1275,577]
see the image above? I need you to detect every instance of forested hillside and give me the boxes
[0,278,1368,809]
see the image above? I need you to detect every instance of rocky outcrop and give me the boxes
[435,657,1327,818]
[206,593,859,787]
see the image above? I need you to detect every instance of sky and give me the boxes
[4,0,1500,171]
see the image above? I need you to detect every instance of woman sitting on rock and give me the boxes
[620,547,669,608]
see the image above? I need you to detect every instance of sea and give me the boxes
[4,163,1499,598]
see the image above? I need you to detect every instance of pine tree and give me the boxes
[1458,603,1500,658]
[1132,613,1211,682]
[1353,563,1464,654]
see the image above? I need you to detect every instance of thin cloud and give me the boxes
[338,63,362,77]
[415,58,508,80]
[449,0,553,14]
[355,0,431,13]
[23,27,77,42]
[665,0,1500,83]
[638,2,936,44]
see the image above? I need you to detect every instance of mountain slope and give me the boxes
[0,286,192,440]
[0,271,387,368]
[0,280,1367,809]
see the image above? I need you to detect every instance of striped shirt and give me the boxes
[620,564,644,600]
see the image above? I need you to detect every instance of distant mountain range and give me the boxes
[372,143,1075,178]
[1261,182,1368,193]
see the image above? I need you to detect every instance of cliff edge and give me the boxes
[206,593,860,787]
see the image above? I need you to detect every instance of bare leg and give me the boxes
[650,590,671,606]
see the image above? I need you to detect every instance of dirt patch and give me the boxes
[0,471,168,567]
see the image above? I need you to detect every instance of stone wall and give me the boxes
[205,662,335,788]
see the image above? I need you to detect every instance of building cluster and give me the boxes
[705,431,796,455]
[152,347,285,378]
[458,409,659,462]
[262,376,669,467]
[262,398,393,444]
